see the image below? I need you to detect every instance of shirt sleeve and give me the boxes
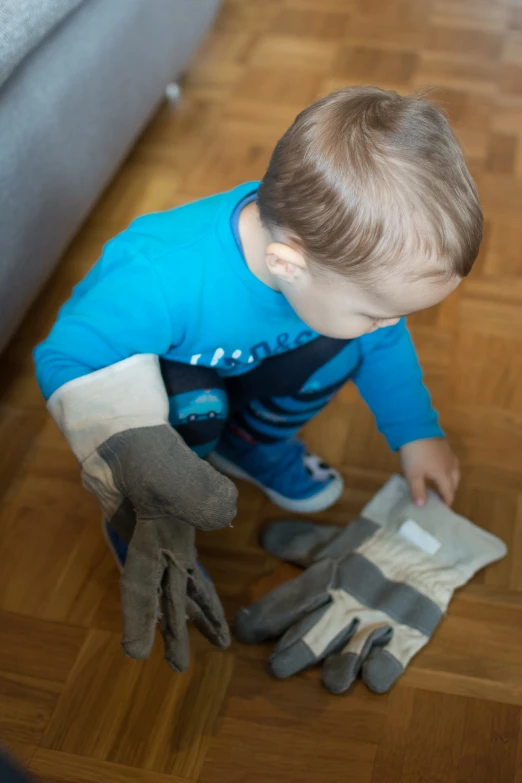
[352,319,444,451]
[34,239,178,400]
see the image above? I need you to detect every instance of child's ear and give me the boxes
[265,242,307,282]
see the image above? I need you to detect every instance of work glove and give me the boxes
[48,354,238,671]
[235,475,506,694]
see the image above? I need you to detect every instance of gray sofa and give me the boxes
[0,0,220,352]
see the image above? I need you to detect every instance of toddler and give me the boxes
[34,87,482,665]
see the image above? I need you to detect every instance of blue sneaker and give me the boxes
[209,431,343,513]
[102,518,128,570]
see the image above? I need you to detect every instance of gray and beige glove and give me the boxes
[48,354,238,671]
[235,475,506,694]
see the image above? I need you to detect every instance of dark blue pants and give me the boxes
[161,335,355,457]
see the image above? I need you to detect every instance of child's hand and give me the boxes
[399,438,460,507]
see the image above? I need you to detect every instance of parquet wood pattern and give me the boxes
[1,0,522,779]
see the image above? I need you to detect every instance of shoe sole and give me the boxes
[208,452,344,514]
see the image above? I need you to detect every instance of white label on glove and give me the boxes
[399,519,441,555]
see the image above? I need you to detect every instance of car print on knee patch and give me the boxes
[169,388,228,427]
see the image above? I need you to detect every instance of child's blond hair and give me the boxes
[258,87,482,283]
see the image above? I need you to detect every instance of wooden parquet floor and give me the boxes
[2,0,522,780]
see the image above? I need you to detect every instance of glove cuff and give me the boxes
[48,354,169,462]
[361,475,507,590]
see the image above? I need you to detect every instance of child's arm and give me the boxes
[34,237,177,400]
[353,319,442,450]
[353,319,459,505]
[34,235,237,669]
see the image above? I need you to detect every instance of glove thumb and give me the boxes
[261,521,341,566]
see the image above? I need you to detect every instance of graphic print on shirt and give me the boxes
[189,330,316,372]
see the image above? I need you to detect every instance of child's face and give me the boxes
[277,266,460,339]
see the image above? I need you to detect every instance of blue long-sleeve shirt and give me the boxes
[34,182,443,450]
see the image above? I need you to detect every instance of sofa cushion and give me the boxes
[0,0,84,89]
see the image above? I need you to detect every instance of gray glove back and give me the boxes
[235,476,506,694]
[48,354,238,671]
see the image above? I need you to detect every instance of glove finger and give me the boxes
[261,517,377,566]
[261,521,342,566]
[322,623,392,695]
[186,598,231,649]
[186,565,231,649]
[361,647,404,694]
[176,446,238,531]
[235,558,333,644]
[270,602,357,679]
[161,563,191,673]
[120,523,164,660]
[362,624,429,694]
